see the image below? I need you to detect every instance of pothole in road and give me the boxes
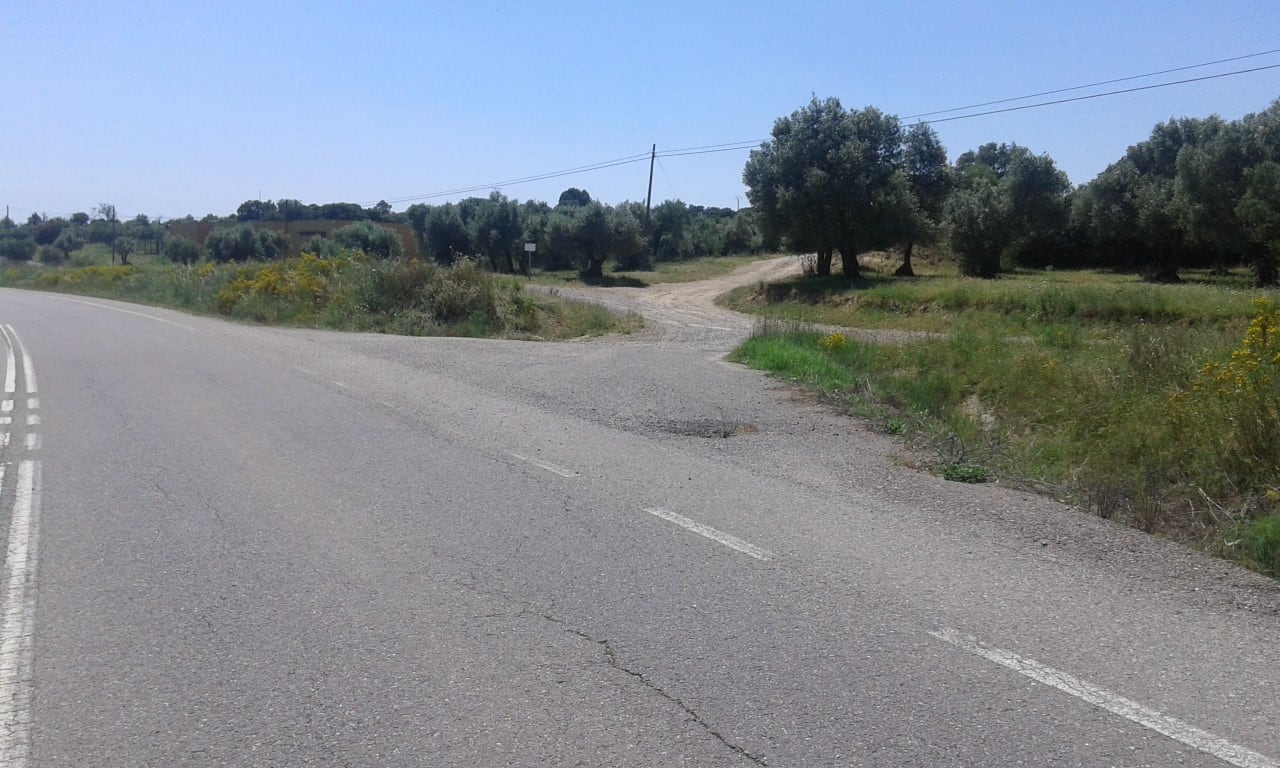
[653,418,760,439]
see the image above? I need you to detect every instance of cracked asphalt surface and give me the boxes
[2,267,1277,766]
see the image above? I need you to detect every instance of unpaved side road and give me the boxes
[547,255,939,348]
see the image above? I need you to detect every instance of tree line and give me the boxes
[394,189,762,277]
[0,204,166,265]
[1,190,764,278]
[8,94,1276,283]
[744,95,1280,286]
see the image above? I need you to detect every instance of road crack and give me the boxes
[530,611,769,766]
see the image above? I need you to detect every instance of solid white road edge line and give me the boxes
[930,628,1279,768]
[0,460,42,767]
[0,326,14,395]
[37,294,195,329]
[10,327,35,396]
[508,453,579,478]
[643,507,773,561]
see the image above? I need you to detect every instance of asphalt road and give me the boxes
[0,273,1277,767]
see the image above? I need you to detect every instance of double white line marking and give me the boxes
[0,324,40,767]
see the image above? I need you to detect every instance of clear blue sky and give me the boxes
[3,1,1278,221]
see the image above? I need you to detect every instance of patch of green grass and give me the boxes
[1238,514,1280,576]
[729,329,855,394]
[942,463,993,484]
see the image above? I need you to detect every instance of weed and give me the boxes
[942,463,992,484]
[1239,515,1280,576]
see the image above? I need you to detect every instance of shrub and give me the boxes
[36,245,66,264]
[425,258,497,324]
[1172,297,1280,497]
[0,233,36,262]
[331,220,403,260]
[359,258,436,314]
[205,224,289,262]
[162,235,202,265]
[303,235,348,260]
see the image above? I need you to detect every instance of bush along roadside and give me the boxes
[730,312,1280,579]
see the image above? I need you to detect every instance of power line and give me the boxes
[924,63,1280,124]
[368,54,1279,206]
[905,47,1280,119]
[379,151,652,205]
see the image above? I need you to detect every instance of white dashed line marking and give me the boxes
[332,381,350,390]
[930,628,1279,768]
[0,402,9,414]
[24,416,38,427]
[643,507,773,561]
[25,399,36,410]
[509,453,579,478]
[23,435,38,452]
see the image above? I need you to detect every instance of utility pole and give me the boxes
[643,143,656,233]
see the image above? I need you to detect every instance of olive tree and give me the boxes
[743,97,916,279]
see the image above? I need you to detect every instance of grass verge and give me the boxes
[729,278,1280,578]
[0,253,640,340]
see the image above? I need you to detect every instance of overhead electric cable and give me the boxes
[378,151,652,205]
[924,63,1280,124]
[368,52,1279,206]
[905,47,1280,119]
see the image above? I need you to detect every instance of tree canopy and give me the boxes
[743,97,917,278]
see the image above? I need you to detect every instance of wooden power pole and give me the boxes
[644,144,656,232]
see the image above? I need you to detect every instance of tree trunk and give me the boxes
[815,249,832,277]
[1252,246,1278,287]
[894,241,916,277]
[839,247,861,280]
[579,252,605,279]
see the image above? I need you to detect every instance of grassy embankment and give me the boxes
[0,249,639,340]
[721,253,1280,577]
